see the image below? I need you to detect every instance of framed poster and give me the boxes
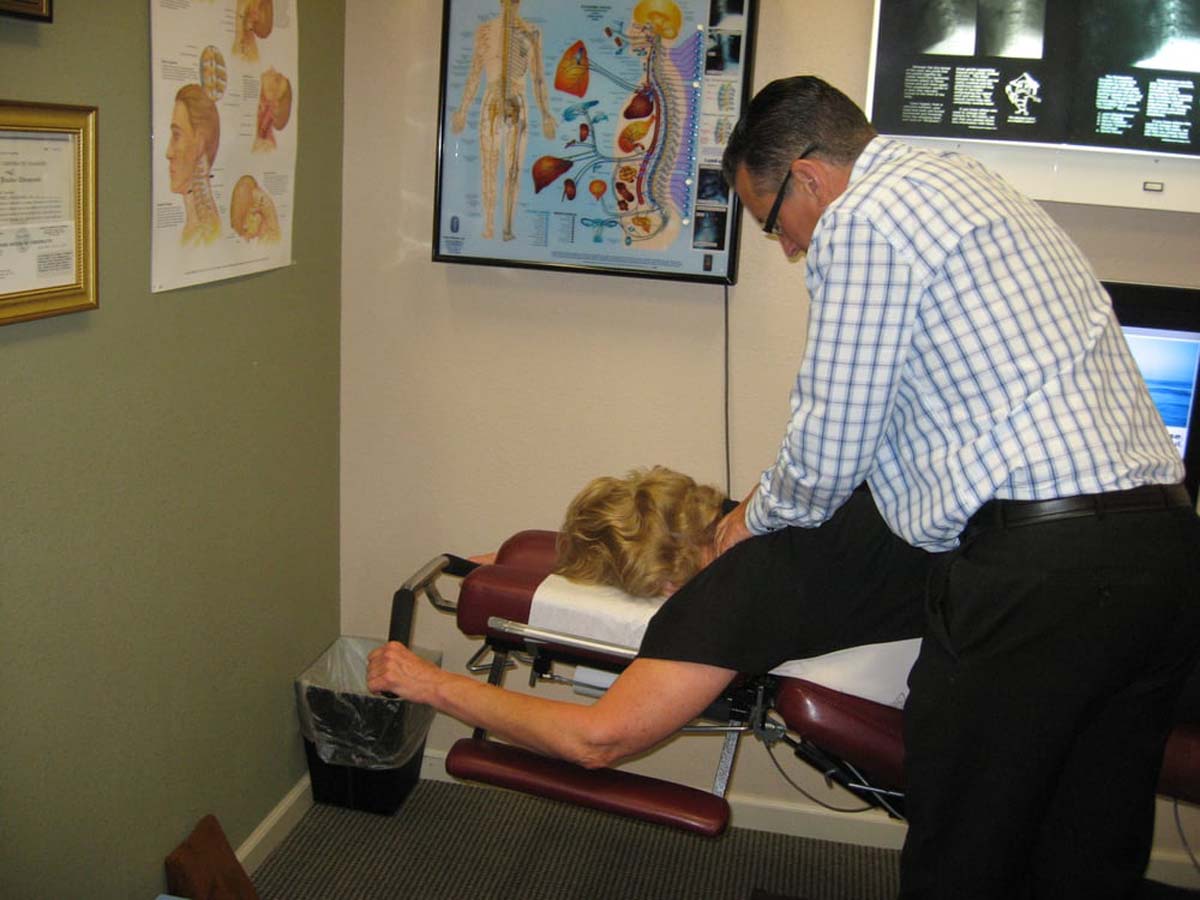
[433,0,758,285]
[150,0,298,293]
[0,101,97,326]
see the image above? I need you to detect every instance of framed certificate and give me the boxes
[432,0,758,285]
[0,100,97,326]
[0,1,52,23]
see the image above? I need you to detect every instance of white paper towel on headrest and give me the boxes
[529,573,665,651]
[528,573,919,708]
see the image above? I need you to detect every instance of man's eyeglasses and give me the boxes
[762,143,819,236]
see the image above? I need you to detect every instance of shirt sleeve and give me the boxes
[746,210,925,534]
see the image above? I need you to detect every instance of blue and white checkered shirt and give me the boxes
[746,137,1182,550]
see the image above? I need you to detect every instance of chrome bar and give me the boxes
[465,643,515,675]
[712,729,742,798]
[486,616,638,660]
[402,554,458,613]
[681,724,752,735]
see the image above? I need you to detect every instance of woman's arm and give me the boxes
[366,642,736,769]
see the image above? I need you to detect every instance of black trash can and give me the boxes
[295,636,440,815]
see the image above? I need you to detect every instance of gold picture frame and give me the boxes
[0,1,52,23]
[0,100,96,326]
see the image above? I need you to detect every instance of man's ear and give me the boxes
[790,155,822,200]
[793,156,846,208]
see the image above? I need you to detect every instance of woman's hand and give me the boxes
[366,641,443,704]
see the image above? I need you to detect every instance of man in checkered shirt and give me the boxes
[716,75,1200,900]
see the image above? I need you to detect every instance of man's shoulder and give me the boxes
[853,137,980,191]
[842,135,1029,226]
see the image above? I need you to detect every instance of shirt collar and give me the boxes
[847,135,905,187]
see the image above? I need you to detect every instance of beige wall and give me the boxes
[0,3,344,898]
[341,0,1200,875]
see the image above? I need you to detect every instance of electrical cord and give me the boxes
[764,738,875,815]
[1175,799,1200,874]
[724,282,732,498]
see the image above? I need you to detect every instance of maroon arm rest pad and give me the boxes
[457,565,542,636]
[774,677,908,791]
[496,529,559,572]
[445,737,730,837]
[456,530,557,637]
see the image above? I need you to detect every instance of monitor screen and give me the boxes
[1107,281,1200,500]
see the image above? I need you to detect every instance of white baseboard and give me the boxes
[237,774,313,876]
[1147,850,1200,889]
[727,789,907,849]
[241,748,1200,890]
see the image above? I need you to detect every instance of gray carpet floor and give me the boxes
[252,778,901,900]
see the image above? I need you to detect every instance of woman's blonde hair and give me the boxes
[555,467,726,598]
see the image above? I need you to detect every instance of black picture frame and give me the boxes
[432,0,758,285]
[0,0,52,23]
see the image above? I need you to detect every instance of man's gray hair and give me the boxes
[721,76,877,192]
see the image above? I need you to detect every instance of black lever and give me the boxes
[388,587,416,647]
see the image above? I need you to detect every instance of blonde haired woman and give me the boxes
[555,466,727,598]
[368,475,927,769]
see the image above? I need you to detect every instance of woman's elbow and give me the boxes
[561,719,644,769]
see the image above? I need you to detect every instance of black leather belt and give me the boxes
[967,483,1191,533]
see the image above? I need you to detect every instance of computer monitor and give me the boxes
[1106,281,1200,501]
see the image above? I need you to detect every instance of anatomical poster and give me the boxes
[151,0,297,293]
[433,0,758,285]
[869,0,1198,157]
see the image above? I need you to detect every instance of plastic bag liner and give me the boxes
[295,636,441,770]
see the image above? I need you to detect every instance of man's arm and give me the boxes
[367,642,735,768]
[747,215,923,534]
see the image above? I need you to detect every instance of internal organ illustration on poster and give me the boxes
[534,11,698,252]
[438,0,747,280]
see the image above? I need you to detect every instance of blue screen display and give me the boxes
[1123,326,1200,459]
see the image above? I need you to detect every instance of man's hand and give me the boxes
[714,485,757,555]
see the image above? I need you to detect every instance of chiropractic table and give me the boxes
[390,529,1200,838]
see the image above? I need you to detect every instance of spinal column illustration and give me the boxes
[452,0,557,241]
[532,0,703,250]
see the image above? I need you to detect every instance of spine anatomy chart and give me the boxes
[533,10,701,251]
[435,0,755,284]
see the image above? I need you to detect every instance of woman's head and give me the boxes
[168,84,220,193]
[555,467,726,598]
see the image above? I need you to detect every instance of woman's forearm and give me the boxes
[419,666,603,764]
[367,643,735,768]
